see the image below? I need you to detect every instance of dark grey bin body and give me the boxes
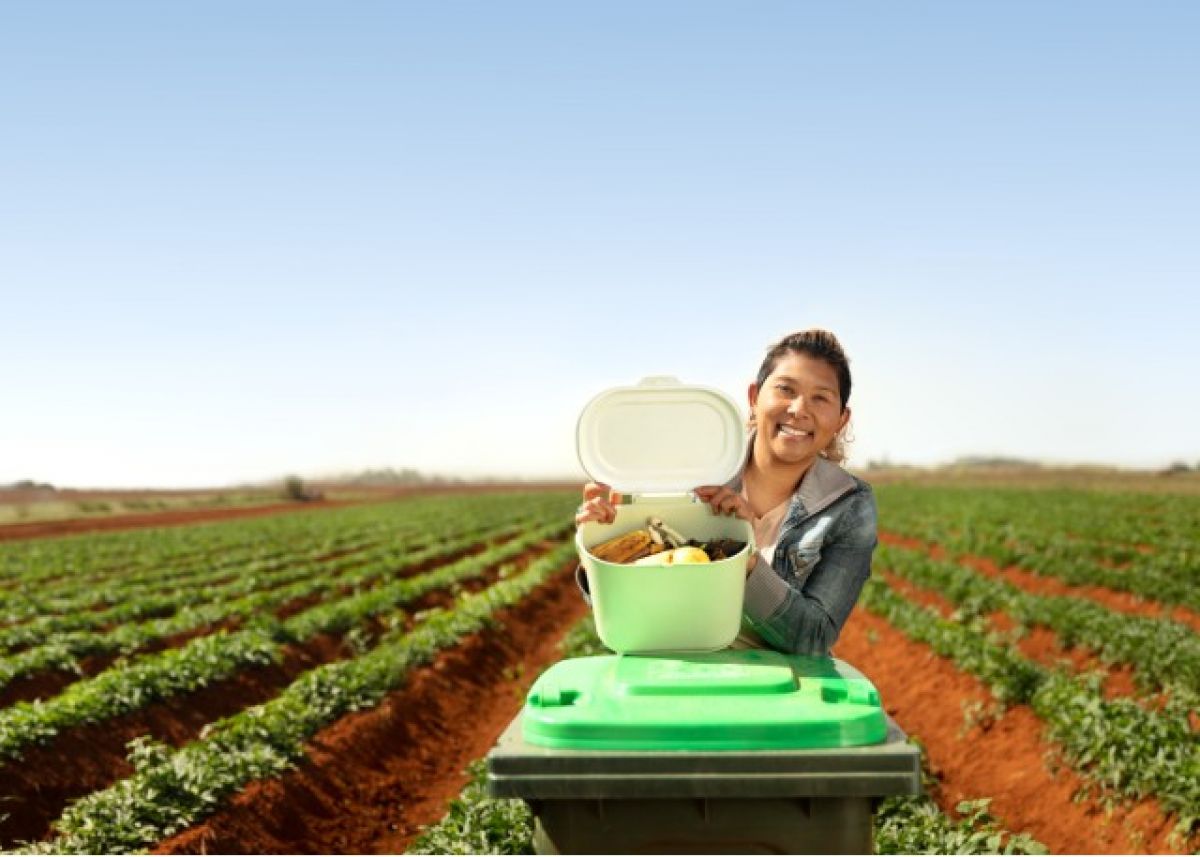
[487,716,921,854]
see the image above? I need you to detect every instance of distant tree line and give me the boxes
[863,458,1199,475]
[2,480,56,491]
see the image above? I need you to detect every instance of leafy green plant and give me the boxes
[861,575,1199,838]
[0,520,571,761]
[876,797,1047,855]
[21,542,577,855]
[406,760,534,855]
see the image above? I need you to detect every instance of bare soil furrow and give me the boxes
[881,569,1166,708]
[0,536,529,708]
[833,601,1186,854]
[879,530,1200,633]
[0,540,562,847]
[152,561,587,855]
[0,653,315,847]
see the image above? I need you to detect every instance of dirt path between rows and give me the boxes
[2,539,561,848]
[834,601,1190,853]
[879,569,1148,704]
[153,560,588,854]
[878,530,1200,633]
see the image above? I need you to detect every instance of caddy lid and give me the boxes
[576,376,746,494]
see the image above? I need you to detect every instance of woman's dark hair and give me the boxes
[754,329,853,463]
[755,329,852,408]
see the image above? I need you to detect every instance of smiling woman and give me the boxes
[576,329,879,656]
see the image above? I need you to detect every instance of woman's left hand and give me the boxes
[693,485,753,521]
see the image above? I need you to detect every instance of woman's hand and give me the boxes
[576,482,621,527]
[693,485,753,521]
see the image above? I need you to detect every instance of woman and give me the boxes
[575,329,878,656]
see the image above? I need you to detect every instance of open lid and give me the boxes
[577,376,746,494]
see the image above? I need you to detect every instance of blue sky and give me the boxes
[2,2,1197,487]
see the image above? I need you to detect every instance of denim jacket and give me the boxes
[737,456,878,656]
[576,456,877,657]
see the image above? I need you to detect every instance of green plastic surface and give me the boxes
[523,651,887,751]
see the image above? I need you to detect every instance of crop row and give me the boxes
[0,493,569,616]
[0,499,553,647]
[875,485,1199,611]
[875,484,1200,559]
[877,544,1200,699]
[0,516,537,695]
[0,526,384,622]
[0,510,320,584]
[860,574,1198,838]
[0,518,571,761]
[19,541,578,854]
[1,528,386,642]
[0,493,570,646]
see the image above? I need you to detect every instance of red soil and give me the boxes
[0,652,319,847]
[986,613,1143,701]
[1,540,560,848]
[0,669,89,711]
[880,570,957,619]
[879,530,1200,633]
[0,534,527,710]
[833,605,1191,854]
[880,568,1147,704]
[153,560,588,855]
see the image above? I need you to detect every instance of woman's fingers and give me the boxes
[693,485,751,521]
[575,495,617,527]
[720,494,752,520]
[582,482,612,502]
[578,482,621,527]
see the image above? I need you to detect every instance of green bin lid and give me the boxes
[523,651,887,751]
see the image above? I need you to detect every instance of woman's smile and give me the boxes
[775,424,813,440]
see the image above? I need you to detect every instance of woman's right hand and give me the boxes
[576,482,620,527]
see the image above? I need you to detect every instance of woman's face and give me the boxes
[749,351,850,467]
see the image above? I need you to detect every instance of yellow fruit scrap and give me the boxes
[633,546,710,566]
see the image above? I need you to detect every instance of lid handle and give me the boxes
[637,375,681,387]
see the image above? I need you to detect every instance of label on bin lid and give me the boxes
[577,376,746,494]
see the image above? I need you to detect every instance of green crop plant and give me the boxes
[874,485,1200,611]
[861,576,1198,838]
[877,544,1200,700]
[0,520,571,761]
[22,543,577,855]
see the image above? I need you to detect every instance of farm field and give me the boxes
[0,481,1196,854]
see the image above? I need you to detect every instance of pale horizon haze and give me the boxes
[3,2,1197,489]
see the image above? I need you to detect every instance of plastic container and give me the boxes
[575,377,755,653]
[489,650,921,854]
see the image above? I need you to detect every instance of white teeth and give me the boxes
[778,425,812,438]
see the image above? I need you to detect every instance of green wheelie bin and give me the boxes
[488,650,920,854]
